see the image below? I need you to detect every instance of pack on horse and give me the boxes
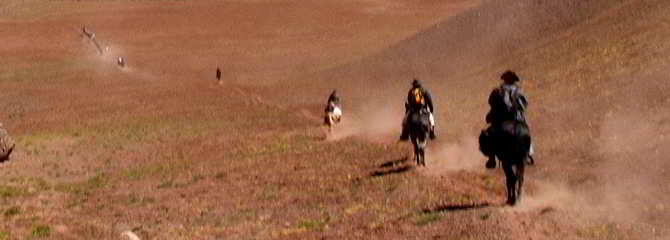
[324,90,342,133]
[479,71,533,205]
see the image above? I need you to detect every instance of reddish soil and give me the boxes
[0,0,669,239]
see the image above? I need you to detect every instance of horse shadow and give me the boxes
[370,158,413,177]
[422,202,492,214]
[379,157,409,168]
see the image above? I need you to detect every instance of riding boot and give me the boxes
[485,156,496,169]
[429,126,436,140]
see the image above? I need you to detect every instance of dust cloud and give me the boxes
[80,36,158,81]
[326,97,405,141]
[507,99,670,238]
[422,137,483,175]
[589,108,670,232]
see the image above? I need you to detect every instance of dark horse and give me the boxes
[408,109,431,166]
[479,120,531,205]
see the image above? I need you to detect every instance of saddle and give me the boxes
[500,120,529,139]
[479,120,529,157]
[409,108,430,130]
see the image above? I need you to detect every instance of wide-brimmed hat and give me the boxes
[500,70,520,83]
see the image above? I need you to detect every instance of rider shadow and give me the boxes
[369,165,413,177]
[421,202,492,214]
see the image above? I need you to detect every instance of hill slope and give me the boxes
[0,0,669,239]
[277,0,670,238]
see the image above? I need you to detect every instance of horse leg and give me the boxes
[502,163,518,205]
[422,148,426,166]
[419,148,425,166]
[485,155,496,169]
[420,135,428,166]
[326,114,335,134]
[516,161,526,203]
[412,139,419,165]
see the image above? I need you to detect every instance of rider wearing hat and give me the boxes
[400,79,436,141]
[486,71,528,125]
[485,70,534,167]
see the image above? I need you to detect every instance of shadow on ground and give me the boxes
[422,202,492,214]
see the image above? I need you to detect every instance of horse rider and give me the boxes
[400,79,436,141]
[117,57,126,68]
[324,90,342,124]
[326,89,340,109]
[485,70,534,167]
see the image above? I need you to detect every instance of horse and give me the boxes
[117,57,126,68]
[408,109,431,166]
[324,102,342,133]
[479,120,531,205]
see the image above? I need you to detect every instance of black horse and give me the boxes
[479,120,531,205]
[408,109,431,166]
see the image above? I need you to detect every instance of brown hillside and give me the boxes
[282,0,670,238]
[0,0,668,239]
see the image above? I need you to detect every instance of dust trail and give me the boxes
[81,38,157,81]
[506,181,581,213]
[506,105,670,238]
[588,108,670,233]
[326,99,404,141]
[421,137,483,175]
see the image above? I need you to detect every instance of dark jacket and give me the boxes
[406,87,434,113]
[486,83,528,126]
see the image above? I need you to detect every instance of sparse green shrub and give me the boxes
[0,185,26,198]
[297,216,329,231]
[415,212,442,226]
[0,231,9,240]
[54,174,106,195]
[31,225,50,238]
[157,180,173,189]
[4,206,20,218]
